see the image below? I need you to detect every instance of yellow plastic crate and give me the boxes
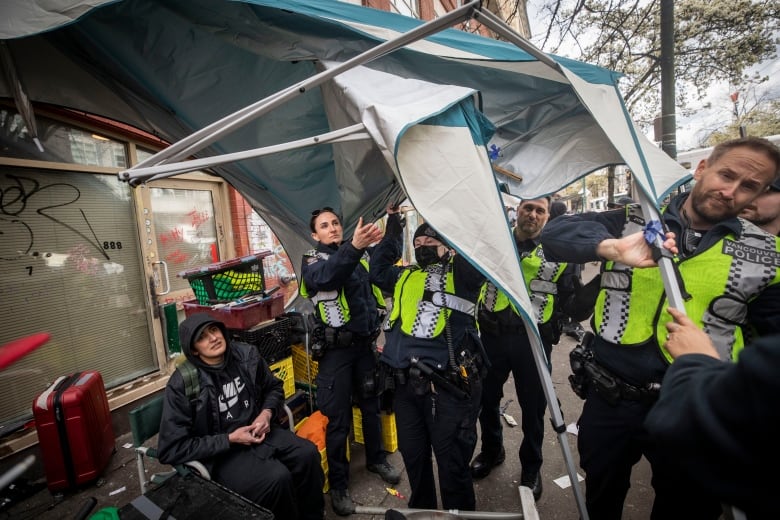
[294,416,330,492]
[269,355,295,398]
[352,407,398,453]
[291,343,319,384]
[315,444,351,492]
[296,416,349,493]
[294,415,308,433]
[320,447,329,493]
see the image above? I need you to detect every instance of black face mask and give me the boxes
[414,245,442,267]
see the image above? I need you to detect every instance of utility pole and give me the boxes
[660,0,676,159]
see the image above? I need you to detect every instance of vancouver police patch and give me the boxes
[722,240,780,267]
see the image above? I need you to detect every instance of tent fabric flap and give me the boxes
[320,60,537,323]
[392,98,537,326]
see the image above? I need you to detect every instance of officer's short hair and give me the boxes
[708,137,780,181]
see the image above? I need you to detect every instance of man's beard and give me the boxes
[518,221,541,236]
[746,213,773,227]
[689,190,739,225]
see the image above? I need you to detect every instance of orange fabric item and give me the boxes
[296,411,328,450]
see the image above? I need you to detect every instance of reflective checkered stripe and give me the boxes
[388,262,461,339]
[594,205,659,344]
[656,219,780,362]
[479,281,511,312]
[480,245,565,324]
[299,251,350,327]
[521,245,566,324]
[300,252,386,328]
[595,208,780,360]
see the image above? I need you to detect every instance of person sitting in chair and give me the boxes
[158,313,325,520]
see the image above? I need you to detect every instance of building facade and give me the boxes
[0,103,296,454]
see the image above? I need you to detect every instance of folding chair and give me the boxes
[129,394,294,494]
[128,394,210,494]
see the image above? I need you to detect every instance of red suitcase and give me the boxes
[32,371,115,492]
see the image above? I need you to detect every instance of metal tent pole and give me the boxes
[355,505,526,519]
[473,7,590,519]
[524,321,588,520]
[119,0,482,184]
[123,124,370,183]
[637,193,687,310]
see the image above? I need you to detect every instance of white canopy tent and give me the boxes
[1,1,694,517]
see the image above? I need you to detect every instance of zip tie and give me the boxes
[643,220,664,245]
[645,219,692,300]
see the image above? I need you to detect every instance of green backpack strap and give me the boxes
[175,356,200,402]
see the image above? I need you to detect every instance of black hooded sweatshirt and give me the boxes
[157,313,284,469]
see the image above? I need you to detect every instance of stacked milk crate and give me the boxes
[179,252,293,397]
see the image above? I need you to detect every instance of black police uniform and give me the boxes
[370,215,485,511]
[475,235,578,489]
[541,194,780,520]
[300,240,386,493]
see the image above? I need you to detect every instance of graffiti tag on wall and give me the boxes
[1,174,111,271]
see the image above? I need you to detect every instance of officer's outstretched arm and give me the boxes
[596,230,677,268]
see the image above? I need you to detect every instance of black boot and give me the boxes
[330,489,356,516]
[469,446,506,479]
[520,471,543,501]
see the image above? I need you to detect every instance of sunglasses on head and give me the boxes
[311,207,335,217]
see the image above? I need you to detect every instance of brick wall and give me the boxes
[229,188,253,256]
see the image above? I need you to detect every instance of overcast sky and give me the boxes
[524,2,780,151]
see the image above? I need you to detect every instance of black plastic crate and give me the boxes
[229,317,292,364]
[279,311,306,344]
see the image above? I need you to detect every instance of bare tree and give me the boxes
[705,98,780,145]
[531,0,779,127]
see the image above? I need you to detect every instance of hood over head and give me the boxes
[413,222,448,246]
[178,313,231,367]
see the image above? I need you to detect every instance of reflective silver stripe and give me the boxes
[412,299,441,338]
[598,205,643,342]
[702,219,778,359]
[306,250,349,327]
[411,265,447,338]
[600,271,631,290]
[312,290,347,328]
[528,279,557,294]
[527,249,564,324]
[429,291,476,315]
[310,289,337,305]
[709,295,748,324]
[597,281,632,343]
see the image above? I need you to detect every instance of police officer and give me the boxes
[470,196,579,501]
[740,178,780,236]
[300,207,401,516]
[370,209,485,511]
[540,136,780,520]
